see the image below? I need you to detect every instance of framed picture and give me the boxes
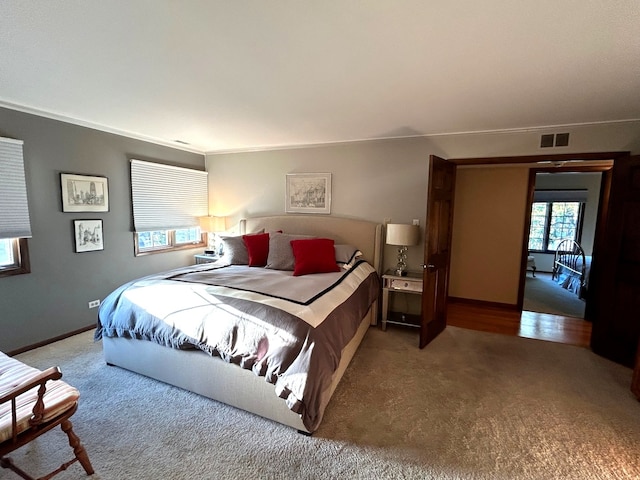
[286,173,332,214]
[74,219,104,253]
[60,173,109,212]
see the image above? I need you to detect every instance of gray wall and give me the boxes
[207,121,640,308]
[2,105,639,351]
[0,107,205,352]
[207,137,432,277]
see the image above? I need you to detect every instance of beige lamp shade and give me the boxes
[199,216,226,232]
[386,224,420,246]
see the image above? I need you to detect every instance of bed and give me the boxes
[552,239,592,300]
[95,215,382,434]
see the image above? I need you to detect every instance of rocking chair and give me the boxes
[0,351,94,479]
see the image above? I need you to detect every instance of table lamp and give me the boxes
[386,223,420,276]
[199,216,226,255]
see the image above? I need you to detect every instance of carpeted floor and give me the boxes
[523,272,586,318]
[8,326,639,480]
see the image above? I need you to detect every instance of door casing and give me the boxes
[448,151,629,356]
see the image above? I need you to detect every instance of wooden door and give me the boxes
[420,155,456,348]
[590,155,640,367]
[632,337,640,400]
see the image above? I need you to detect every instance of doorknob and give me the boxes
[423,263,436,272]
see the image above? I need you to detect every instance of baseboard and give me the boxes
[448,296,518,311]
[6,324,95,356]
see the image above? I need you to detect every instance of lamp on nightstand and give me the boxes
[386,223,420,276]
[199,216,226,255]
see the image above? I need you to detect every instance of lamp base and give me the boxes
[394,268,408,277]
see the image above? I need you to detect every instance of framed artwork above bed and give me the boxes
[286,173,331,214]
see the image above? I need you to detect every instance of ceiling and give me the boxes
[1,1,639,154]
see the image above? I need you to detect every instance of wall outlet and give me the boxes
[412,219,420,226]
[88,300,101,309]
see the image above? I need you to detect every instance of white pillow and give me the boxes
[335,244,363,269]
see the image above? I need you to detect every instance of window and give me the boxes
[0,238,30,277]
[528,201,584,252]
[135,227,205,255]
[130,159,208,256]
[0,238,15,266]
[0,137,32,277]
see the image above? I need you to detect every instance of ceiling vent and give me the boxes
[555,133,570,147]
[540,133,570,148]
[540,134,555,148]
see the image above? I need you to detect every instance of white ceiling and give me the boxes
[1,1,639,154]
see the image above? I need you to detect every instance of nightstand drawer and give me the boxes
[390,278,422,292]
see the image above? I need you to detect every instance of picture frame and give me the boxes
[74,219,104,253]
[285,173,332,214]
[60,173,109,212]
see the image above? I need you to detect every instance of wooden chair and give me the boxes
[0,352,94,479]
[526,254,537,277]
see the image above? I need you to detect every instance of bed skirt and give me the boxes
[102,302,375,433]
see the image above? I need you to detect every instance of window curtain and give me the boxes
[130,159,208,232]
[0,137,32,239]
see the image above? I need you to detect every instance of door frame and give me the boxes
[517,163,613,313]
[449,151,628,316]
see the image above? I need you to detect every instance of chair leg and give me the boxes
[1,455,36,479]
[61,419,94,475]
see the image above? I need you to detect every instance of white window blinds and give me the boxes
[130,159,208,232]
[0,137,32,239]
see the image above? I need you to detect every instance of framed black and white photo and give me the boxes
[285,173,331,214]
[61,173,109,212]
[74,219,104,253]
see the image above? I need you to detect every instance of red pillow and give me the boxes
[242,232,270,267]
[291,238,341,276]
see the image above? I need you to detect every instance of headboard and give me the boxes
[239,215,383,275]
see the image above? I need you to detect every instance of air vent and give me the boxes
[540,134,554,148]
[555,133,570,147]
[540,133,570,148]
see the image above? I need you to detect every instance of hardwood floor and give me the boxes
[447,302,592,347]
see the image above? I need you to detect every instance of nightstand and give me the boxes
[194,254,219,264]
[381,270,423,331]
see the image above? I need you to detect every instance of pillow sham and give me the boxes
[291,238,341,276]
[219,229,264,265]
[265,233,315,270]
[334,244,363,269]
[219,235,249,265]
[243,232,270,267]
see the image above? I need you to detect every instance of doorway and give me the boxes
[448,152,621,349]
[522,170,604,319]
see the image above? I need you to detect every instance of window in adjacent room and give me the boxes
[527,190,586,253]
[0,137,31,277]
[130,159,208,256]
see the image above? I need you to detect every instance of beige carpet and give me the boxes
[8,326,640,480]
